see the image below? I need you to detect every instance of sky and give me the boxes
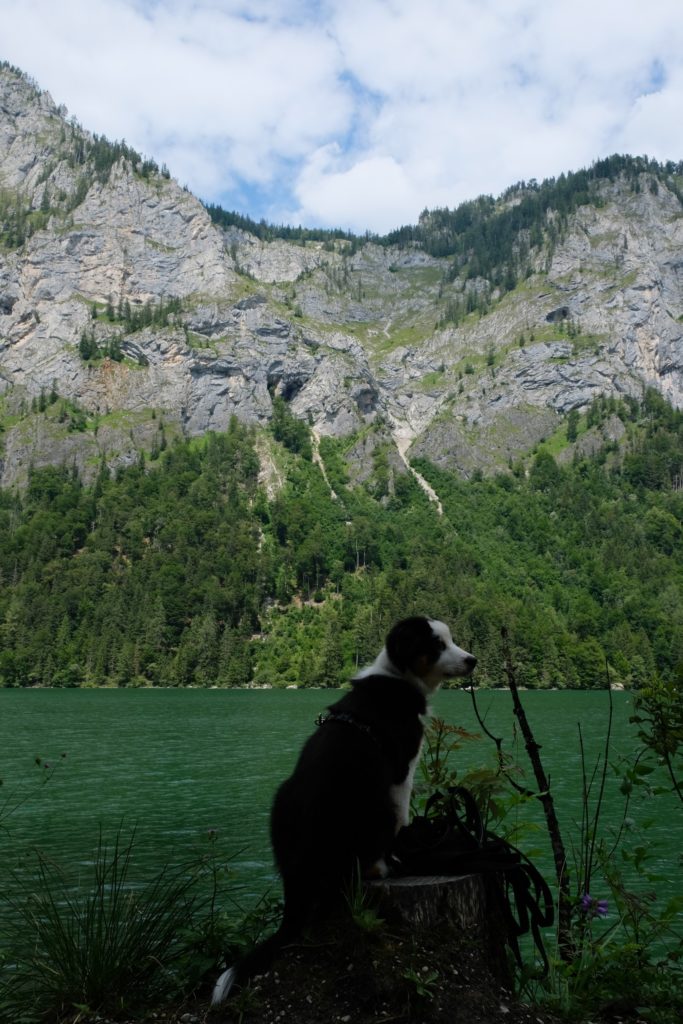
[2,0,683,234]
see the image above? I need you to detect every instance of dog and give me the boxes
[211,616,476,1006]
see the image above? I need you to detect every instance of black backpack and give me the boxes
[393,786,555,975]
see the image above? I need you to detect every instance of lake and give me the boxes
[1,688,680,927]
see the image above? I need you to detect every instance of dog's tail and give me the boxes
[211,926,287,1005]
[211,885,308,1006]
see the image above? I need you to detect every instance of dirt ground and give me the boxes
[71,903,652,1024]
[203,917,561,1024]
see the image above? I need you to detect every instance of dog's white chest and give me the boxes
[389,739,423,831]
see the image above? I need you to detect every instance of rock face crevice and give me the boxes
[1,64,683,485]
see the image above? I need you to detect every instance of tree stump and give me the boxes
[367,872,511,983]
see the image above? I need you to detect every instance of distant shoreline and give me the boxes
[0,683,631,693]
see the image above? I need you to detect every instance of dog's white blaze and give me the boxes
[212,966,237,1006]
[427,619,475,680]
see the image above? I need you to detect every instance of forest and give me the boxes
[0,390,681,691]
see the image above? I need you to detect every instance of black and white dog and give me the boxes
[211,616,476,1006]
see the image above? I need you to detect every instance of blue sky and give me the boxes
[2,0,683,233]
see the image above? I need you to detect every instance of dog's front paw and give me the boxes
[387,852,402,873]
[364,857,389,879]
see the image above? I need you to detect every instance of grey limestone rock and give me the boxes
[1,65,683,484]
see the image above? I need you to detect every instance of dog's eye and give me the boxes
[438,639,446,652]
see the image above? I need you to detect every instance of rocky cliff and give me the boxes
[1,63,682,486]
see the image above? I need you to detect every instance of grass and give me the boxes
[0,829,233,1021]
[144,237,177,254]
[534,409,597,459]
[362,320,433,356]
[418,370,446,391]
[184,330,218,350]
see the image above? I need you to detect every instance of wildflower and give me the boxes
[580,893,608,918]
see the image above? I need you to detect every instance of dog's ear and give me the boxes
[386,617,434,673]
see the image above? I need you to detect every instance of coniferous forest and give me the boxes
[0,389,681,691]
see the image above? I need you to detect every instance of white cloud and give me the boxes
[1,0,683,232]
[1,0,352,190]
[615,65,683,160]
[288,0,683,228]
[293,144,416,233]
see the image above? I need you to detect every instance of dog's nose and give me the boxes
[465,655,477,672]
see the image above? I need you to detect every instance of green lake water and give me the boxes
[1,688,681,922]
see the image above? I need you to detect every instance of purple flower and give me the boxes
[580,894,608,918]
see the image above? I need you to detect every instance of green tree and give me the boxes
[270,396,312,459]
[313,610,344,687]
[567,409,580,442]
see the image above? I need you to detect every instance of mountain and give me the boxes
[1,61,683,488]
[1,64,683,691]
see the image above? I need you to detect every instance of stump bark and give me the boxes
[367,872,511,983]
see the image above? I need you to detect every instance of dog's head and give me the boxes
[385,616,477,693]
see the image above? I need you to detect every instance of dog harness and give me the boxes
[315,710,378,743]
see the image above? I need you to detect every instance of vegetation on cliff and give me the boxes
[204,153,683,299]
[0,390,681,690]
